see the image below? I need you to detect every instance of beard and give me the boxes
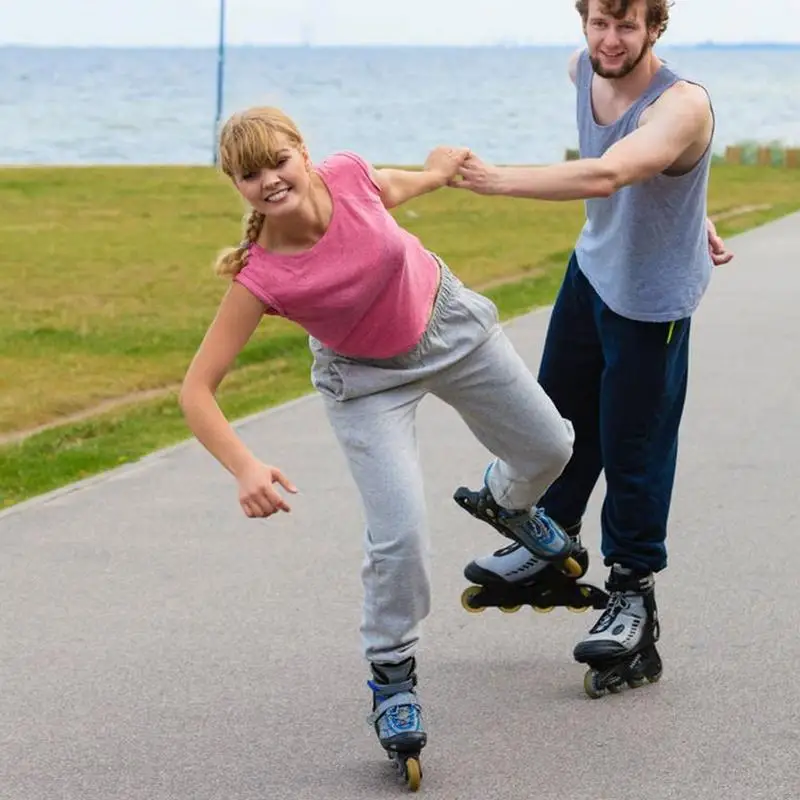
[589,37,651,79]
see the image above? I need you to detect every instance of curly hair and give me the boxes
[575,0,673,38]
[213,107,305,279]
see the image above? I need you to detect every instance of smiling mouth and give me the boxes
[264,188,291,203]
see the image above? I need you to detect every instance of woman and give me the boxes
[179,105,577,788]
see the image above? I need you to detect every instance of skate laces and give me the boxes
[529,508,552,539]
[497,506,549,541]
[590,591,629,633]
[522,507,559,547]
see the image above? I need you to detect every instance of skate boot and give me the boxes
[367,657,426,791]
[453,482,583,579]
[574,565,663,698]
[460,526,609,615]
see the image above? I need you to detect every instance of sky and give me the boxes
[3,0,800,47]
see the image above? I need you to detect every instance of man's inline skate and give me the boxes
[367,658,426,792]
[453,480,607,614]
[573,565,663,698]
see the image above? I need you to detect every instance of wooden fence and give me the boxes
[724,146,800,167]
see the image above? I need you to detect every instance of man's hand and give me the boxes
[373,147,469,208]
[448,152,501,194]
[707,217,734,266]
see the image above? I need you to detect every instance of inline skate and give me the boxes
[574,565,663,698]
[453,482,584,580]
[367,657,426,791]
[459,535,608,614]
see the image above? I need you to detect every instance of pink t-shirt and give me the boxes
[234,151,440,359]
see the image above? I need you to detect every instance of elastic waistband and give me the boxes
[426,255,463,335]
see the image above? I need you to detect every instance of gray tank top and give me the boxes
[574,49,714,322]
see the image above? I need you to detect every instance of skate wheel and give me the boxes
[460,586,485,614]
[405,757,421,792]
[532,605,555,614]
[647,670,662,685]
[628,676,647,689]
[567,586,591,613]
[499,604,522,613]
[563,556,583,578]
[583,669,605,699]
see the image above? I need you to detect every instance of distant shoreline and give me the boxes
[4,43,797,166]
[2,42,799,51]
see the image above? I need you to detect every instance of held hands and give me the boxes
[706,218,734,266]
[448,151,499,194]
[424,146,471,186]
[236,460,298,519]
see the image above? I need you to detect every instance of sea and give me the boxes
[1,45,798,166]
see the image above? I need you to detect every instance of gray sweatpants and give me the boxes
[310,261,574,664]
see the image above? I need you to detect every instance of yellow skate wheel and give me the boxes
[405,757,421,792]
[499,604,522,613]
[460,585,485,614]
[563,556,583,578]
[567,586,592,613]
[532,605,555,613]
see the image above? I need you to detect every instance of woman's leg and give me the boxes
[322,384,430,757]
[433,320,577,567]
[322,385,430,665]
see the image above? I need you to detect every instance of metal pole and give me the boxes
[212,0,226,165]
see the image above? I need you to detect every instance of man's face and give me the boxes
[584,0,655,79]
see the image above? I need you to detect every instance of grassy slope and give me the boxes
[1,163,799,507]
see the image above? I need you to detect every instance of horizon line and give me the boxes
[2,40,799,50]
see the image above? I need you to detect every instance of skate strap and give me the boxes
[606,572,655,593]
[367,691,421,726]
[367,677,415,696]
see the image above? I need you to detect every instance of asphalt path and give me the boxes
[2,213,799,799]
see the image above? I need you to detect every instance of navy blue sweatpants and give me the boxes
[537,253,691,574]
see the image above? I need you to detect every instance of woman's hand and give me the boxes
[236,461,298,518]
[424,145,471,185]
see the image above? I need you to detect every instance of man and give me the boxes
[451,0,733,694]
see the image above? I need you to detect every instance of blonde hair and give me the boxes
[213,106,306,279]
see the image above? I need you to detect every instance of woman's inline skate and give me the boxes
[453,479,607,614]
[367,657,426,791]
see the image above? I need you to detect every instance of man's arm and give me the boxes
[453,83,711,201]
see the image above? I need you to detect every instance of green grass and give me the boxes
[2,162,800,508]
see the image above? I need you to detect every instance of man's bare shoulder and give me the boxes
[645,80,711,120]
[568,48,583,85]
[667,80,710,107]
